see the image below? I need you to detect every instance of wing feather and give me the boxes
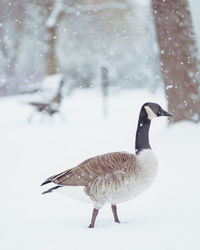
[44,152,134,187]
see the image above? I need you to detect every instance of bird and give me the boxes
[41,102,172,228]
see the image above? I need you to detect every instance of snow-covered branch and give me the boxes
[65,1,130,14]
[46,0,65,28]
[46,0,130,27]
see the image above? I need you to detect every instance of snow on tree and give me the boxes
[152,0,200,123]
[57,0,159,90]
[0,0,165,95]
[45,0,69,75]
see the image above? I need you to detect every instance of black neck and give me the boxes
[135,110,151,154]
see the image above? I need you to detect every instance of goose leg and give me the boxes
[88,208,99,228]
[111,204,120,223]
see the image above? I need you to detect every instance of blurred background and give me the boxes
[0,0,200,123]
[1,1,200,250]
[0,0,160,94]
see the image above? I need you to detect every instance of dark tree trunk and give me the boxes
[152,0,200,123]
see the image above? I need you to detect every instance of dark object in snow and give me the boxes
[41,103,172,228]
[28,78,65,121]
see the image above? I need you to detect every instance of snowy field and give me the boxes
[0,89,200,250]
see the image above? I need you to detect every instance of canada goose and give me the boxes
[41,102,172,228]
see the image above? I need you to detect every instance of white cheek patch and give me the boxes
[144,106,157,120]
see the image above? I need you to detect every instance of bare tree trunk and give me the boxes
[43,0,64,76]
[152,0,200,123]
[46,26,57,75]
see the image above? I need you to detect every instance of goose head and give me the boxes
[141,102,172,120]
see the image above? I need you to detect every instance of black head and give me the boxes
[142,102,172,120]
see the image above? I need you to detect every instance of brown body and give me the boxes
[43,152,133,189]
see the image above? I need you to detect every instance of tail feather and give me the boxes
[42,185,62,194]
[41,179,51,186]
[41,173,58,186]
[41,169,73,186]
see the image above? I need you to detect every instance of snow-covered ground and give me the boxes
[0,89,200,250]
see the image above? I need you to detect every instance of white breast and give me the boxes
[133,149,158,196]
[107,149,157,205]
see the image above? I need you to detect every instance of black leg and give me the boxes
[111,204,120,223]
[88,208,99,228]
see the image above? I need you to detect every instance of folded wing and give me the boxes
[42,152,133,187]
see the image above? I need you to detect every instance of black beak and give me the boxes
[160,109,172,117]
